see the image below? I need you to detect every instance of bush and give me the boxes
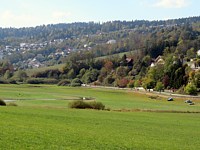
[103,75,115,86]
[57,79,71,86]
[81,69,99,84]
[69,100,90,109]
[149,96,158,99]
[69,100,105,110]
[71,78,82,87]
[32,69,61,79]
[7,102,17,106]
[13,70,28,82]
[0,79,9,84]
[155,82,164,92]
[0,78,17,84]
[127,80,134,88]
[8,79,17,84]
[0,99,6,106]
[142,78,156,90]
[26,78,44,84]
[134,80,141,87]
[93,81,101,86]
[27,78,59,84]
[184,83,197,95]
[43,79,59,84]
[176,86,186,94]
[117,78,129,88]
[89,101,105,110]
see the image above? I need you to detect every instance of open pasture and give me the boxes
[0,84,200,149]
[0,84,200,111]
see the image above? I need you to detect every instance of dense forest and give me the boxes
[0,16,200,95]
[1,16,200,39]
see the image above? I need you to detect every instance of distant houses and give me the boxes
[126,58,133,68]
[0,38,73,68]
[28,58,44,68]
[186,50,200,70]
[106,39,116,44]
[150,52,200,71]
[187,59,200,70]
[150,55,165,67]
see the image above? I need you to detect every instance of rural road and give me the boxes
[82,85,200,100]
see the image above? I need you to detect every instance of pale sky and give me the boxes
[0,0,199,28]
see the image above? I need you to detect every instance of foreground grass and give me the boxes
[0,107,200,150]
[0,84,200,149]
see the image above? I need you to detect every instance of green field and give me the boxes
[26,64,65,76]
[0,84,200,149]
[95,50,136,60]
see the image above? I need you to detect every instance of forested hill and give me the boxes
[0,16,200,95]
[0,16,200,68]
[1,16,200,40]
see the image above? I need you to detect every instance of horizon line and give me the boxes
[1,15,199,29]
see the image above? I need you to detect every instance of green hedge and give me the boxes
[69,100,105,110]
[27,78,59,84]
[57,79,71,86]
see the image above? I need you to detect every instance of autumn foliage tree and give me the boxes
[117,78,129,88]
[104,60,113,72]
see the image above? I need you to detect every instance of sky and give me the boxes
[0,0,199,28]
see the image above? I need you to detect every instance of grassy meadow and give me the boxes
[0,84,200,149]
[95,50,136,60]
[26,64,65,76]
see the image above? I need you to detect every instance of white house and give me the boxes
[107,40,116,44]
[150,55,165,67]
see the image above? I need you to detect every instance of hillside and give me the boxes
[0,16,199,69]
[0,16,200,95]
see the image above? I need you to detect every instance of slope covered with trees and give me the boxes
[0,16,200,95]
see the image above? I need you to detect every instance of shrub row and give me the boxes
[57,79,71,86]
[26,78,59,84]
[58,78,82,87]
[7,102,18,106]
[69,100,105,110]
[0,79,17,84]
